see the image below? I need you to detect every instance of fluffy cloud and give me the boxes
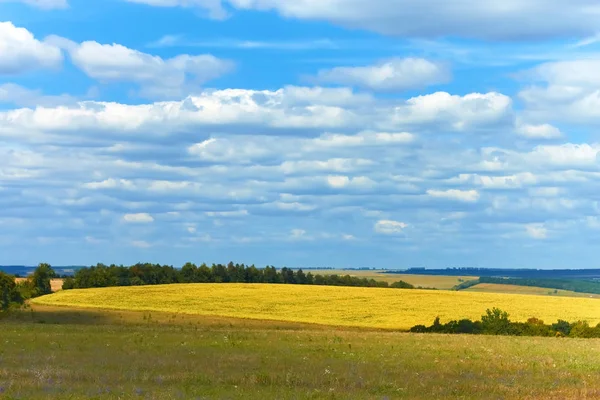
[526,224,548,239]
[314,58,450,92]
[123,213,155,223]
[516,123,562,139]
[519,60,600,124]
[51,39,233,98]
[0,87,513,141]
[374,220,408,234]
[0,22,62,75]
[427,189,480,202]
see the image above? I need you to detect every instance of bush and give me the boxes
[481,308,512,335]
[409,308,600,339]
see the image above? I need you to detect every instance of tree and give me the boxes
[0,272,23,311]
[62,277,76,290]
[481,308,512,335]
[181,262,198,283]
[295,269,307,284]
[30,263,56,297]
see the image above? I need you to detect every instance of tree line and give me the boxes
[0,264,56,312]
[62,262,415,290]
[410,308,600,338]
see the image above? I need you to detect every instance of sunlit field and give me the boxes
[32,283,600,330]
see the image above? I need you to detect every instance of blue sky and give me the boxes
[3,1,600,268]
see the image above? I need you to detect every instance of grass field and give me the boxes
[309,270,476,289]
[32,283,600,329]
[466,283,600,298]
[2,305,600,399]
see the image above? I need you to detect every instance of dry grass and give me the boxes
[2,304,600,399]
[466,283,600,298]
[15,278,64,292]
[32,283,600,329]
[308,270,477,289]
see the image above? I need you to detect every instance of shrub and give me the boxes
[481,308,512,335]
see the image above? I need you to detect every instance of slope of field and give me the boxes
[3,305,600,399]
[309,270,476,289]
[32,283,600,329]
[466,283,600,298]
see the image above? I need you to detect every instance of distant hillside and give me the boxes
[387,268,600,280]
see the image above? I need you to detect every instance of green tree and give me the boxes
[62,277,76,290]
[481,308,512,335]
[0,272,23,311]
[30,263,57,297]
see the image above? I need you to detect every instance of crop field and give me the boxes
[32,283,600,329]
[309,270,476,288]
[2,305,600,399]
[15,278,64,292]
[466,283,600,298]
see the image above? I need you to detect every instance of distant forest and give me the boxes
[61,262,415,291]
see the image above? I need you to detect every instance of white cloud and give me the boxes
[449,173,538,189]
[313,131,415,147]
[0,22,63,75]
[519,60,600,123]
[54,39,233,98]
[123,213,155,223]
[517,123,562,139]
[0,88,512,140]
[326,175,375,189]
[526,224,548,239]
[525,143,600,167]
[315,58,450,91]
[225,0,600,40]
[427,189,480,202]
[395,91,513,131]
[374,220,408,234]
[0,0,68,9]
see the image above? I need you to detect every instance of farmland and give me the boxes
[308,270,476,289]
[32,283,600,329]
[15,277,63,292]
[466,283,600,298]
[2,304,600,399]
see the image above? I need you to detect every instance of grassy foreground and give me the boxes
[32,283,600,329]
[2,305,600,399]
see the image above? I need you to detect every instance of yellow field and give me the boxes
[309,270,477,289]
[466,283,600,298]
[32,283,600,330]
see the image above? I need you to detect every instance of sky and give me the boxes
[3,1,600,269]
